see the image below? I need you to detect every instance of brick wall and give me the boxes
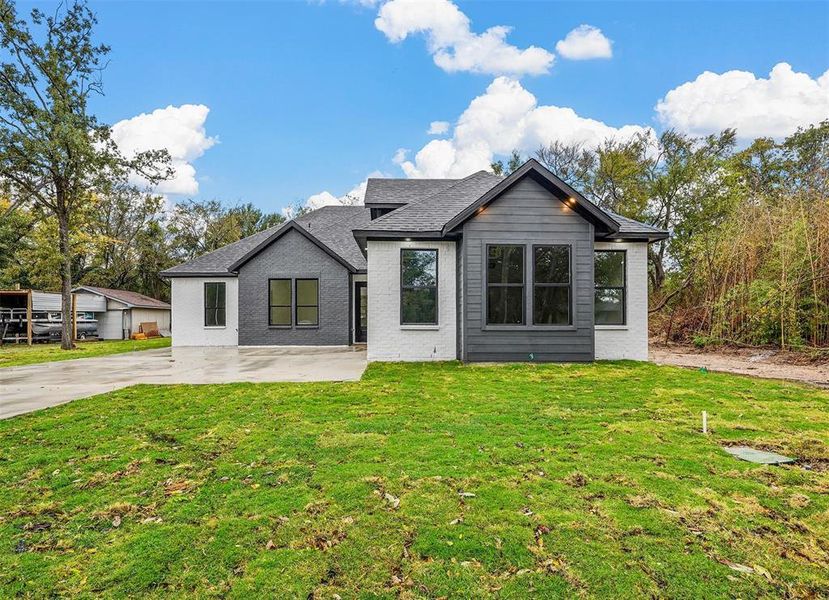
[594,241,649,360]
[171,277,239,346]
[367,240,457,361]
[238,229,351,346]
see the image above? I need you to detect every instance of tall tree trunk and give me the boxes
[57,206,74,351]
[648,246,665,290]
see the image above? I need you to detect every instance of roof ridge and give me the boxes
[367,177,460,183]
[369,171,495,226]
[296,205,368,233]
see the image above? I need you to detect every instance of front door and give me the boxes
[354,282,367,343]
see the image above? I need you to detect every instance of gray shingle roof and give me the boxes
[163,165,667,280]
[359,171,504,233]
[358,165,667,241]
[364,178,459,206]
[161,226,278,277]
[291,206,371,269]
[161,206,371,277]
[605,210,668,239]
[75,286,170,309]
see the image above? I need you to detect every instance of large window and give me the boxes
[401,249,438,325]
[268,279,292,326]
[295,279,319,326]
[487,245,524,325]
[533,245,571,325]
[204,282,226,327]
[595,250,626,325]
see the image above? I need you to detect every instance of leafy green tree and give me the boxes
[224,202,285,238]
[80,184,167,289]
[0,196,38,287]
[0,0,170,348]
[167,199,284,262]
[537,130,736,290]
[133,220,174,301]
[491,149,524,176]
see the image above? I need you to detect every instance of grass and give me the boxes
[0,361,827,598]
[0,337,171,368]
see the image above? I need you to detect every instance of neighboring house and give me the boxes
[161,159,667,361]
[72,286,171,339]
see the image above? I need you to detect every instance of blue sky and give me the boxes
[30,0,829,213]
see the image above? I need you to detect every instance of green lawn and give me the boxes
[0,337,171,368]
[1,362,827,598]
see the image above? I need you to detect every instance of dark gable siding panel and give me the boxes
[237,229,350,345]
[462,176,595,362]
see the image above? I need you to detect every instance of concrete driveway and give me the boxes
[0,346,367,420]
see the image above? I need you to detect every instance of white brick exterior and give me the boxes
[367,240,457,361]
[594,241,649,360]
[171,277,239,347]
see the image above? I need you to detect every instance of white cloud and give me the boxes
[111,104,217,196]
[392,148,409,164]
[374,0,554,76]
[427,120,450,135]
[656,63,829,139]
[305,190,342,210]
[343,0,382,7]
[398,77,651,178]
[555,25,612,60]
[297,170,386,216]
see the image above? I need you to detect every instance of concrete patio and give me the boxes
[0,346,367,420]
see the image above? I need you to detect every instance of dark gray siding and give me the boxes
[237,229,351,346]
[461,176,595,362]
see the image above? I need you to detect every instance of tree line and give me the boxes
[2,0,826,352]
[0,0,284,349]
[0,193,284,302]
[528,123,829,351]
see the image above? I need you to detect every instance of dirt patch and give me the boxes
[650,345,829,389]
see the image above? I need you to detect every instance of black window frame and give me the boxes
[295,278,320,327]
[268,278,292,327]
[594,249,627,326]
[486,244,526,326]
[532,244,572,326]
[400,248,439,326]
[204,281,226,327]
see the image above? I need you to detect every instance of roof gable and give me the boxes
[161,206,371,277]
[229,220,356,272]
[443,159,619,235]
[74,286,170,309]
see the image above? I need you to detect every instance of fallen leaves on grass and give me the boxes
[298,527,347,551]
[163,479,195,496]
[626,494,662,509]
[720,560,772,581]
[788,493,811,508]
[304,500,329,515]
[563,472,588,488]
[77,460,144,490]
